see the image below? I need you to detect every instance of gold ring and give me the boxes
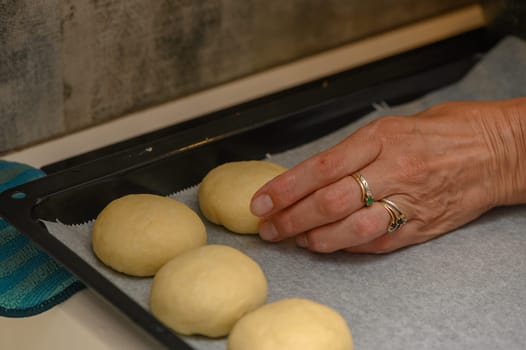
[352,173,374,206]
[381,198,407,233]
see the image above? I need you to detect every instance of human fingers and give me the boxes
[343,221,425,254]
[250,129,382,218]
[259,101,514,253]
[293,195,413,253]
[257,154,403,242]
[258,175,362,241]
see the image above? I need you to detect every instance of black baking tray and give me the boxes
[0,29,497,349]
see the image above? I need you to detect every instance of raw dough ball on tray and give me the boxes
[91,193,206,277]
[149,244,268,338]
[198,160,287,234]
[228,298,353,350]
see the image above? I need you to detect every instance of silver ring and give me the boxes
[381,198,407,233]
[352,173,374,207]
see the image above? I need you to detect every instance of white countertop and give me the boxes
[0,6,484,349]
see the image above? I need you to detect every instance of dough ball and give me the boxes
[198,160,286,234]
[228,298,353,350]
[149,244,268,337]
[92,193,206,277]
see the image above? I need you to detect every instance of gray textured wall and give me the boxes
[1,1,63,153]
[1,0,477,154]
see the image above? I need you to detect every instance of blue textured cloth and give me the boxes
[0,161,84,317]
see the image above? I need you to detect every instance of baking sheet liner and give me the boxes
[43,37,526,350]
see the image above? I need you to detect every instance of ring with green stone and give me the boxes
[352,173,374,207]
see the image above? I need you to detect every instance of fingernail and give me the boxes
[296,235,308,248]
[259,221,278,241]
[251,194,274,216]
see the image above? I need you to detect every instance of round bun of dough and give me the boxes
[198,160,286,234]
[92,193,206,277]
[228,298,353,350]
[149,244,268,337]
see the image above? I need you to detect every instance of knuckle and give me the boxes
[352,214,378,241]
[271,174,297,205]
[352,229,372,244]
[371,116,404,134]
[312,152,343,182]
[306,232,334,253]
[273,212,297,236]
[314,186,351,219]
[368,116,408,145]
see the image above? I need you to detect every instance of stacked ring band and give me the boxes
[352,173,374,206]
[381,198,407,233]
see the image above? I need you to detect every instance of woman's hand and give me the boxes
[250,98,526,254]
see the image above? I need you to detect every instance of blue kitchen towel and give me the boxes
[0,160,84,317]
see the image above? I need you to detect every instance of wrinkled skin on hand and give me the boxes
[251,98,526,254]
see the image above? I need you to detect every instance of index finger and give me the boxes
[250,129,381,217]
